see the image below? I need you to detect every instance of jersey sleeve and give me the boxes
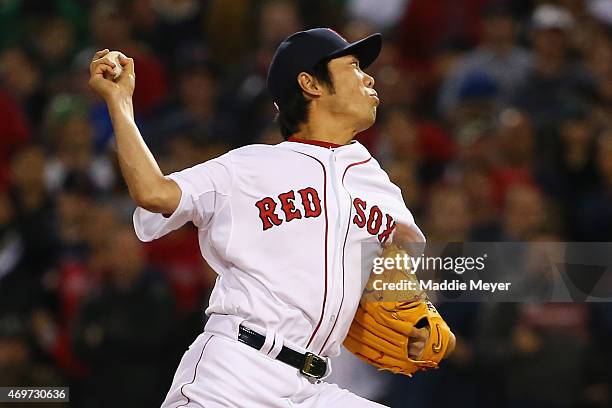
[390,188,413,224]
[132,154,232,242]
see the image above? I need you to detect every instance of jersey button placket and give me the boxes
[320,150,346,354]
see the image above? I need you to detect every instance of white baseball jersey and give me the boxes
[133,138,423,358]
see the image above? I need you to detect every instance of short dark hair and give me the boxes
[276,58,334,139]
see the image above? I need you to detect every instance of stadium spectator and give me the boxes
[72,226,173,407]
[438,3,532,117]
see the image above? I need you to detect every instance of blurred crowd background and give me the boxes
[1,0,612,407]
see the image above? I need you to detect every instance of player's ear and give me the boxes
[297,72,324,98]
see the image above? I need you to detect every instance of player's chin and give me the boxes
[356,114,376,133]
[367,107,378,125]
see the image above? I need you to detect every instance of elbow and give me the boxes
[131,190,151,210]
[131,188,151,210]
[133,191,169,213]
[132,180,178,214]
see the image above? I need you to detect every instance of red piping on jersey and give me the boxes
[319,157,372,354]
[341,157,372,183]
[294,152,329,349]
[287,136,343,149]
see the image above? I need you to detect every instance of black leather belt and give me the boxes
[237,324,327,379]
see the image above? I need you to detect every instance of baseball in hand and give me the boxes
[105,51,124,81]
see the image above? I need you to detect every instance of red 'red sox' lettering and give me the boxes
[278,190,302,222]
[367,206,383,235]
[256,191,395,244]
[352,198,396,244]
[352,198,367,228]
[298,187,322,218]
[378,214,396,244]
[255,197,283,230]
[255,187,322,230]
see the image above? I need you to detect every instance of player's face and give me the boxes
[323,55,379,131]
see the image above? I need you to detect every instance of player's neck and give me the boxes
[293,117,355,146]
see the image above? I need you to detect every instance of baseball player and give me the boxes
[88,28,454,407]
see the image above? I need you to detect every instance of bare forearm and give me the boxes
[88,50,180,213]
[107,98,180,213]
[394,223,426,257]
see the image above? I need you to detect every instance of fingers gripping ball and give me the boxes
[344,245,455,376]
[104,51,124,81]
[89,49,135,102]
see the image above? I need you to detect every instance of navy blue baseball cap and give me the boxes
[267,28,382,111]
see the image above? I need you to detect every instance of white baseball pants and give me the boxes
[160,330,388,407]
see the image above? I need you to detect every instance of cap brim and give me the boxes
[328,33,382,68]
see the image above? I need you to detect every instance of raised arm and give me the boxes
[88,49,180,214]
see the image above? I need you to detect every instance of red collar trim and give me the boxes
[287,136,343,149]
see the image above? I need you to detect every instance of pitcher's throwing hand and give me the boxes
[89,49,135,102]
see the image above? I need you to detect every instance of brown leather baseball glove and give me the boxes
[344,244,455,376]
